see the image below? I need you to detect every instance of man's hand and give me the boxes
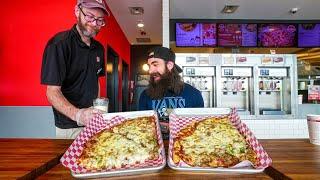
[75,108,104,126]
[46,85,105,126]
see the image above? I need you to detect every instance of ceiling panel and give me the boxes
[106,0,320,54]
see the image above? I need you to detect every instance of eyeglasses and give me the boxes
[78,5,106,27]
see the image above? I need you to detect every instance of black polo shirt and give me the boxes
[41,25,105,129]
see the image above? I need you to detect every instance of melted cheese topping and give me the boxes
[173,117,257,167]
[78,116,159,170]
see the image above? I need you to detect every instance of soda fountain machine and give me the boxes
[218,67,253,115]
[182,66,215,107]
[257,67,292,115]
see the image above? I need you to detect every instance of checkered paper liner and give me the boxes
[60,113,165,174]
[168,108,272,169]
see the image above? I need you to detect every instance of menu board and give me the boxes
[202,23,217,46]
[217,24,257,47]
[298,24,320,47]
[176,23,216,47]
[258,24,297,47]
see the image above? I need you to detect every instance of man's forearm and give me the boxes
[46,86,79,121]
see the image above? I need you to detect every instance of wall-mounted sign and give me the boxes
[308,85,320,101]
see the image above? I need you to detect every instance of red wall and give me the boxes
[0,1,130,106]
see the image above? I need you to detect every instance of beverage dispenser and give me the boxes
[258,67,291,115]
[182,66,215,107]
[220,67,253,115]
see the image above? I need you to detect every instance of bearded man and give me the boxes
[41,0,109,139]
[139,47,204,139]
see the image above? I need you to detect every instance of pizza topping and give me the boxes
[78,116,160,170]
[173,117,258,167]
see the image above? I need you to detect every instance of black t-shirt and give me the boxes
[41,25,105,129]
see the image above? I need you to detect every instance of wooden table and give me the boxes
[1,139,320,179]
[0,138,72,179]
[261,139,320,180]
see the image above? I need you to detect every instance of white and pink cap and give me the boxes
[77,0,110,16]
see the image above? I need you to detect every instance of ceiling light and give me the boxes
[137,22,144,28]
[142,64,149,71]
[221,5,239,14]
[305,63,311,71]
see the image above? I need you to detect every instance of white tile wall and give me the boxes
[242,119,309,139]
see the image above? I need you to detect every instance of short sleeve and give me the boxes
[41,42,66,86]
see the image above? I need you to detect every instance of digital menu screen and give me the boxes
[258,24,297,47]
[298,24,320,47]
[175,23,217,47]
[217,24,257,47]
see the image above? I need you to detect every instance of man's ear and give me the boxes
[166,61,174,71]
[75,5,80,18]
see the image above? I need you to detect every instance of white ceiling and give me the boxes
[106,0,162,45]
[106,0,320,45]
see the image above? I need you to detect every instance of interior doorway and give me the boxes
[106,47,119,113]
[122,61,129,112]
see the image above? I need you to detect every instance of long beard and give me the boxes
[146,68,184,99]
[77,16,99,38]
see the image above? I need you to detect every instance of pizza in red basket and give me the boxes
[78,116,160,170]
[172,116,258,167]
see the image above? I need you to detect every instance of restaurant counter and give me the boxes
[0,139,319,179]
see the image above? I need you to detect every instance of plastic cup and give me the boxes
[93,97,109,112]
[307,114,320,145]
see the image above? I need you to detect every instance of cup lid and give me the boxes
[307,114,320,117]
[94,97,109,102]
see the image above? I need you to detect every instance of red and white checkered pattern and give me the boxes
[168,108,272,169]
[60,113,165,174]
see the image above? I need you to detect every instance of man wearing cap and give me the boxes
[41,0,109,139]
[138,47,204,139]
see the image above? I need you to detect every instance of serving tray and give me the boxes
[60,110,166,179]
[167,108,272,174]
